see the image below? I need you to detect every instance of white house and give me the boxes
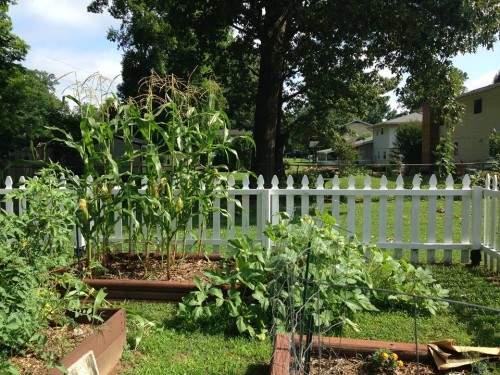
[441,82,500,162]
[371,112,422,164]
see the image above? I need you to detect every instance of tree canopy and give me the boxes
[0,3,80,170]
[89,0,500,181]
[0,0,28,73]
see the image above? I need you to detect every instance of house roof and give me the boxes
[342,119,372,127]
[370,112,422,128]
[352,137,373,147]
[457,81,500,100]
[316,148,334,155]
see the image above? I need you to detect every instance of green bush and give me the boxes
[179,212,449,339]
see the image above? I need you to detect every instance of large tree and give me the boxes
[89,0,500,182]
[0,0,27,72]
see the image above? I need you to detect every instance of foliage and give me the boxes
[366,349,404,374]
[1,166,77,266]
[0,166,109,372]
[0,1,28,72]
[328,132,360,165]
[179,212,448,339]
[489,129,500,160]
[391,122,422,164]
[493,71,500,85]
[0,68,79,169]
[89,0,500,180]
[434,131,456,179]
[50,73,241,276]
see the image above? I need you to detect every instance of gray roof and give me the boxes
[457,82,500,99]
[371,112,422,128]
[342,119,373,127]
[352,137,373,147]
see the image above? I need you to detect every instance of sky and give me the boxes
[8,0,500,107]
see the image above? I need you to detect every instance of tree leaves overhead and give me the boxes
[0,0,28,72]
[88,0,500,178]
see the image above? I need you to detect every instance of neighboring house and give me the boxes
[371,112,422,164]
[441,82,500,162]
[316,120,373,165]
[353,137,373,165]
[342,120,372,142]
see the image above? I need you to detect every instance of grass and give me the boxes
[118,303,272,375]
[344,265,500,347]
[116,265,500,374]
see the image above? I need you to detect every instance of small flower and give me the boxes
[391,353,398,361]
[21,240,28,248]
[381,352,389,360]
[397,360,404,367]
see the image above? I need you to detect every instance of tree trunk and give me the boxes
[251,7,287,185]
[422,102,441,165]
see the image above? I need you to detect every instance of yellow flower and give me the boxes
[397,360,404,367]
[21,240,28,248]
[391,353,398,361]
[381,352,389,360]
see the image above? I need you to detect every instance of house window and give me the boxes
[383,151,386,160]
[454,142,458,156]
[381,128,384,135]
[377,151,380,160]
[474,98,482,114]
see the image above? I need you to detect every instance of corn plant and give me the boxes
[49,73,249,277]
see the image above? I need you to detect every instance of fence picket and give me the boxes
[394,175,404,259]
[378,176,388,245]
[443,175,454,264]
[410,175,421,263]
[347,176,356,236]
[461,175,471,264]
[362,175,372,247]
[331,175,340,224]
[427,174,438,263]
[4,176,13,214]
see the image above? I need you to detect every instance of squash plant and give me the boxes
[179,212,449,339]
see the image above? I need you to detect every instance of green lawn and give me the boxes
[117,265,500,374]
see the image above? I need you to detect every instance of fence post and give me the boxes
[260,175,271,249]
[471,186,483,266]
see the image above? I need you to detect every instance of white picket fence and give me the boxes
[1,173,499,270]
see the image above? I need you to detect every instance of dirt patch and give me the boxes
[306,356,438,375]
[9,324,96,374]
[95,255,224,283]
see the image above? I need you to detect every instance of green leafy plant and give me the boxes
[179,212,449,339]
[434,130,456,180]
[0,166,110,371]
[366,349,404,374]
[50,73,245,278]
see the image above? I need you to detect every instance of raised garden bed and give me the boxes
[84,253,222,302]
[269,334,431,375]
[50,308,126,375]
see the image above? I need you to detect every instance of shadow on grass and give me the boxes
[161,308,242,337]
[245,364,270,374]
